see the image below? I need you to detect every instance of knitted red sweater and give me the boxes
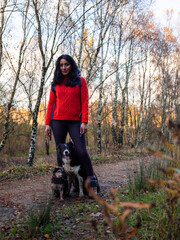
[45,77,89,125]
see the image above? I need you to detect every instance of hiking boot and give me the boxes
[90,179,98,195]
[87,177,100,197]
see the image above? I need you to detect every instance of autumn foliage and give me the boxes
[86,120,180,239]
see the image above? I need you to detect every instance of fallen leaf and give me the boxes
[90,212,102,217]
[44,234,50,238]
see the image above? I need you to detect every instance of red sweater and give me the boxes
[45,77,89,125]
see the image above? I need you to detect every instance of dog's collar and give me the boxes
[52,175,56,178]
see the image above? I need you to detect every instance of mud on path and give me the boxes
[0,156,152,227]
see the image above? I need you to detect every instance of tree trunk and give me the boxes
[78,0,86,68]
[0,0,29,152]
[0,0,7,73]
[111,64,119,144]
[119,90,126,145]
[126,89,130,144]
[44,88,50,155]
[97,44,104,155]
[174,69,180,121]
[161,74,167,135]
[119,39,133,146]
[27,67,47,166]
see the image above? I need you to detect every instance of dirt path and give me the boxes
[0,156,151,226]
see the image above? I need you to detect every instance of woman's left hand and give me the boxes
[80,122,87,135]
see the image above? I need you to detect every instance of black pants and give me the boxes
[51,120,94,176]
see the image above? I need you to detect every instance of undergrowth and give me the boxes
[85,120,180,239]
[118,189,180,239]
[0,121,179,239]
[0,164,53,181]
[127,158,170,194]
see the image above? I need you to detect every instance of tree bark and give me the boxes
[0,0,30,152]
[0,0,7,73]
[97,21,104,155]
[78,0,86,68]
[27,67,47,165]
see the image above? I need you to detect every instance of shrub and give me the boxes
[86,120,180,239]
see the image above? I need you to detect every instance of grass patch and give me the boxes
[0,199,53,240]
[1,186,179,239]
[35,147,56,155]
[117,189,180,239]
[127,159,169,194]
[26,199,52,238]
[0,163,53,181]
[0,198,107,240]
[91,155,111,164]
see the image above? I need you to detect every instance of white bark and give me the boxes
[0,0,30,152]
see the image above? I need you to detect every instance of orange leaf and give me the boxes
[121,208,132,223]
[44,234,50,238]
[159,132,177,153]
[119,202,153,209]
[147,148,174,161]
[126,226,139,239]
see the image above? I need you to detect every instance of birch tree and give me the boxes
[0,0,8,73]
[134,50,148,146]
[0,0,17,73]
[27,0,61,165]
[83,0,119,86]
[0,0,30,152]
[174,68,180,121]
[95,0,118,154]
[111,1,136,146]
[153,30,177,136]
[118,37,134,145]
[77,0,86,68]
[97,38,104,154]
[27,0,106,165]
[111,21,122,144]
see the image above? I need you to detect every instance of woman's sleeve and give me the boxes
[45,88,56,125]
[80,77,89,123]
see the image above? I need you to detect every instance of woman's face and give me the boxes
[60,59,71,76]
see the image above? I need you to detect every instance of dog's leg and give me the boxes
[70,177,76,193]
[71,176,79,193]
[67,175,72,194]
[51,184,57,199]
[77,175,84,197]
[58,184,64,201]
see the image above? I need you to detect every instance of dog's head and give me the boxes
[53,167,64,179]
[57,141,75,162]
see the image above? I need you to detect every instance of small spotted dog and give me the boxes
[51,167,69,201]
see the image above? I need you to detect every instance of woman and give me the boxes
[45,54,97,182]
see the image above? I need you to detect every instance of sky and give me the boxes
[152,0,180,34]
[153,0,180,11]
[152,0,180,16]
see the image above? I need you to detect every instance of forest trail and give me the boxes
[0,156,152,226]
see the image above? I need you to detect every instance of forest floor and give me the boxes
[0,150,154,239]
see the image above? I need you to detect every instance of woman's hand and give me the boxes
[45,125,51,138]
[80,122,87,135]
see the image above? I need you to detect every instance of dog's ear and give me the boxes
[68,141,74,148]
[57,143,62,150]
[57,144,63,155]
[68,141,75,152]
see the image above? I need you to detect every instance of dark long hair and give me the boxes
[52,55,80,88]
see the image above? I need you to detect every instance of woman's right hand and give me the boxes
[45,125,51,138]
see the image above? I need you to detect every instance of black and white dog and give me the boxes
[57,141,100,197]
